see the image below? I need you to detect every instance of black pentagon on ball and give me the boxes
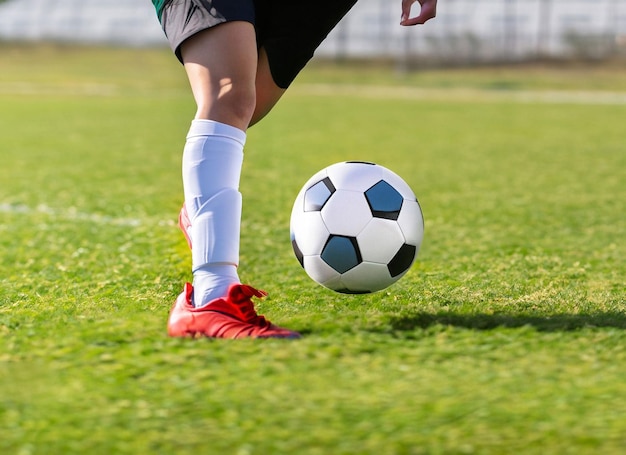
[388,244,417,277]
[321,235,362,274]
[304,177,336,212]
[365,180,403,220]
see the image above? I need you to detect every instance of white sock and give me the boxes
[193,265,240,307]
[182,119,245,308]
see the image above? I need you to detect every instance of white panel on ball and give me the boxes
[321,190,372,236]
[326,162,384,192]
[341,262,394,293]
[357,219,406,264]
[397,200,424,247]
[303,255,341,285]
[291,211,329,256]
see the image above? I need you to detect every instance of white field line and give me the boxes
[0,203,173,228]
[0,82,118,96]
[294,83,626,105]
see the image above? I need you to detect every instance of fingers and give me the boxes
[400,0,437,26]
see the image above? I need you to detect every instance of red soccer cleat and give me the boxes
[168,282,301,339]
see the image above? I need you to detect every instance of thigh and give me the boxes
[249,47,285,126]
[161,0,256,63]
[255,0,359,88]
[181,21,259,128]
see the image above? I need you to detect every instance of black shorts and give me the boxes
[160,0,358,88]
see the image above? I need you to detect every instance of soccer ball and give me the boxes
[290,161,424,294]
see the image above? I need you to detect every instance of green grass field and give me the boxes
[1,44,625,454]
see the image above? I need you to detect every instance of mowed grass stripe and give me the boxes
[295,83,626,105]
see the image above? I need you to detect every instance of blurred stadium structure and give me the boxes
[0,0,162,47]
[1,0,625,65]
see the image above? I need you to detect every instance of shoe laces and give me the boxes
[228,285,270,326]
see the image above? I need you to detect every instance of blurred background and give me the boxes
[1,0,625,68]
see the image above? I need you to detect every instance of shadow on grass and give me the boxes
[385,311,626,332]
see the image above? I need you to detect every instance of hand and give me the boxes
[400,0,438,26]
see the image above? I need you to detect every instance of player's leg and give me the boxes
[166,14,299,339]
[181,32,293,308]
[162,0,360,339]
[178,22,256,308]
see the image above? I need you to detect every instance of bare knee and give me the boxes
[195,83,257,130]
